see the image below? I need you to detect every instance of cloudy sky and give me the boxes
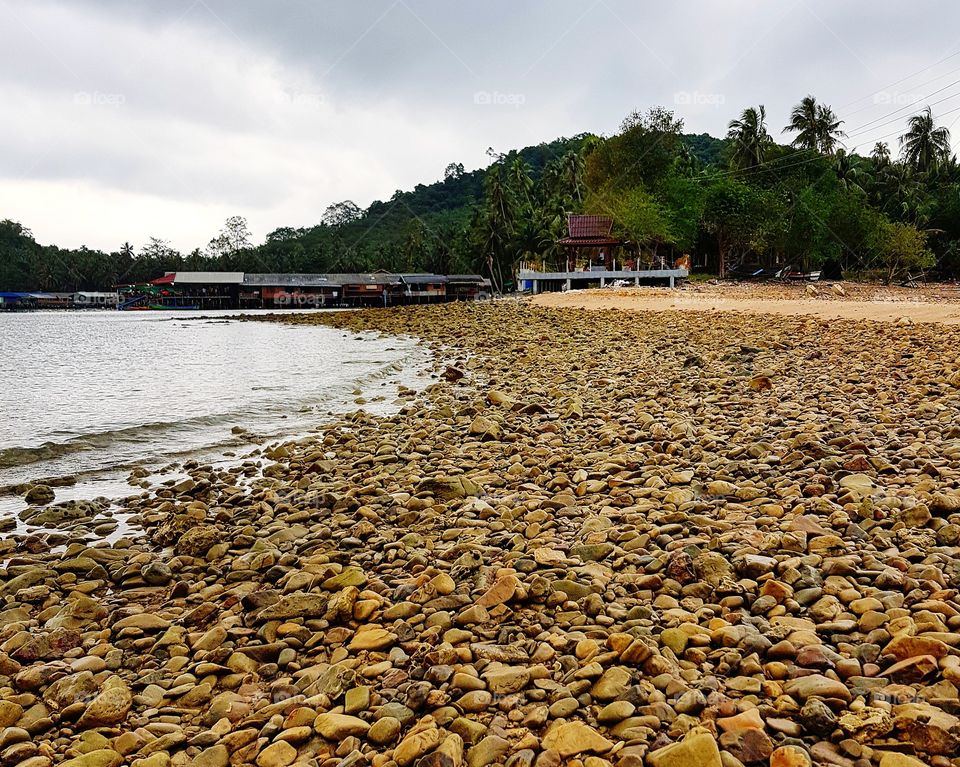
[1,0,959,252]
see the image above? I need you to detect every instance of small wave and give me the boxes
[0,413,247,470]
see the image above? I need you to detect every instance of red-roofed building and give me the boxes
[556,215,627,271]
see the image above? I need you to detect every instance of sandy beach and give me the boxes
[532,283,960,324]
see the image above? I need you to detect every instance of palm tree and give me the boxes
[560,150,586,203]
[783,95,845,153]
[674,144,701,177]
[871,142,891,167]
[815,104,846,153]
[727,105,773,169]
[480,165,516,293]
[900,106,951,173]
[507,157,534,208]
[783,95,819,151]
[834,149,868,194]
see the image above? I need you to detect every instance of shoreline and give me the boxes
[5,302,960,766]
[0,316,432,542]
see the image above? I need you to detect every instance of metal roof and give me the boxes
[243,273,337,287]
[399,274,447,285]
[147,271,484,288]
[163,271,244,284]
[337,273,402,285]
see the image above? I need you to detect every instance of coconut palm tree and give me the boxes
[560,150,586,203]
[900,107,951,173]
[507,157,534,208]
[727,105,773,170]
[783,95,846,153]
[815,104,846,153]
[783,95,819,151]
[871,142,891,167]
[834,149,868,194]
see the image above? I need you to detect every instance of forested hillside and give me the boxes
[3,97,958,291]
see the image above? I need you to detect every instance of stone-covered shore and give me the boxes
[4,302,960,767]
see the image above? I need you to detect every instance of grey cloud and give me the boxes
[1,0,958,250]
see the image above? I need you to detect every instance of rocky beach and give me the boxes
[4,299,960,767]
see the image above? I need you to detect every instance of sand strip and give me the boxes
[531,287,960,324]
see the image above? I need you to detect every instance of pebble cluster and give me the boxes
[5,301,960,767]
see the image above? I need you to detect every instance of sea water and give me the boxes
[0,310,431,529]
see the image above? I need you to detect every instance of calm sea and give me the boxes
[0,310,430,522]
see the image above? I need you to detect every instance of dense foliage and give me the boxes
[2,97,957,291]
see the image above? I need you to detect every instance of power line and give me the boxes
[855,102,960,146]
[695,103,959,182]
[692,53,960,183]
[842,62,960,120]
[839,49,960,110]
[696,151,827,181]
[844,79,960,134]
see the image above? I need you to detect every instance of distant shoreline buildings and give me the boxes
[0,272,492,311]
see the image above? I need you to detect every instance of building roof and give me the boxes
[557,236,626,248]
[146,271,482,288]
[243,273,337,287]
[337,273,402,286]
[567,215,614,239]
[154,271,244,285]
[399,274,447,285]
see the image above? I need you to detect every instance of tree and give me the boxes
[507,157,534,208]
[444,162,465,181]
[873,219,935,283]
[815,104,845,154]
[834,149,868,194]
[597,186,674,266]
[702,177,777,276]
[266,227,301,243]
[783,95,820,151]
[727,105,773,170]
[476,164,516,293]
[585,107,685,190]
[900,107,951,174]
[141,237,178,261]
[322,201,362,227]
[206,216,251,260]
[871,142,891,167]
[659,173,706,253]
[223,216,251,252]
[559,150,586,203]
[0,220,38,290]
[783,96,846,155]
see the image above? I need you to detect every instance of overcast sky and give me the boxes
[2,0,959,252]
